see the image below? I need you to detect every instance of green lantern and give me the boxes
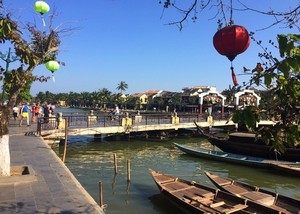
[34,1,50,26]
[46,60,60,73]
[34,1,50,15]
[46,60,59,82]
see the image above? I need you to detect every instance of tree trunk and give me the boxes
[0,67,37,177]
[0,105,10,136]
[0,93,19,176]
[0,135,10,176]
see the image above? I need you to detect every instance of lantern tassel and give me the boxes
[231,66,238,86]
[52,74,55,83]
[41,16,46,27]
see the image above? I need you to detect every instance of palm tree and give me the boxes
[68,92,80,107]
[90,91,99,108]
[170,94,182,112]
[116,81,128,94]
[98,88,112,109]
[80,91,90,107]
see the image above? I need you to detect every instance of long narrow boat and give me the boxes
[149,168,282,214]
[270,163,300,177]
[207,132,300,162]
[174,143,300,172]
[205,171,300,214]
[193,121,300,162]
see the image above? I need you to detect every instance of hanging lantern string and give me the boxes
[229,0,234,25]
[41,14,46,27]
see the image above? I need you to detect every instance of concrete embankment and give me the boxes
[0,122,104,213]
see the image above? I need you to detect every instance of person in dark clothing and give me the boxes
[43,103,50,123]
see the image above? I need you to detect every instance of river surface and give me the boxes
[52,108,300,214]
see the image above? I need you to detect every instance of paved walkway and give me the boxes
[0,120,104,213]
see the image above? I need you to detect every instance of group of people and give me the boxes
[13,102,55,127]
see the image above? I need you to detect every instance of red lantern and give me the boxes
[213,25,250,62]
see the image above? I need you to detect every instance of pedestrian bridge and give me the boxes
[38,112,275,139]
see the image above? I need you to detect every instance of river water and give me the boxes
[52,108,300,214]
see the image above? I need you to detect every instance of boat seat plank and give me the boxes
[194,189,215,198]
[157,177,176,184]
[222,185,249,195]
[242,191,275,206]
[183,194,212,205]
[164,182,189,191]
[192,196,209,201]
[183,192,206,200]
[210,176,232,186]
[170,186,195,193]
[222,204,248,214]
[210,201,225,208]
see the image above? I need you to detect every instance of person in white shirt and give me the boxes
[114,105,119,116]
[12,105,19,120]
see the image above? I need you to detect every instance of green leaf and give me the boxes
[264,74,272,86]
[286,41,294,57]
[277,60,290,77]
[288,34,300,42]
[286,58,300,73]
[278,34,288,58]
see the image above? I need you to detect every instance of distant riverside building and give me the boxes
[57,100,66,107]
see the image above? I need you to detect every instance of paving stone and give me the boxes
[15,183,34,200]
[0,201,17,213]
[0,184,15,201]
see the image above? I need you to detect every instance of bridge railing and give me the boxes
[37,112,232,134]
[36,116,59,135]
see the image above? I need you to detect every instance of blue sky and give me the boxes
[2,0,299,95]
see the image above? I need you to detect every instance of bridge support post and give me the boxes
[135,111,142,124]
[88,110,97,127]
[122,113,132,133]
[57,112,65,129]
[172,112,179,125]
[207,115,213,128]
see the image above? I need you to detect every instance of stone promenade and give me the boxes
[0,121,104,213]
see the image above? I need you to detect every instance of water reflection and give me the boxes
[52,136,300,214]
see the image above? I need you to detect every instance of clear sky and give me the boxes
[2,0,299,96]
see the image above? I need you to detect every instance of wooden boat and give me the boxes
[149,169,282,214]
[206,132,300,162]
[193,121,300,162]
[174,143,300,176]
[205,171,300,214]
[270,163,300,177]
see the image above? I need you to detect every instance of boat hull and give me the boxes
[175,143,290,168]
[207,135,300,162]
[174,143,300,177]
